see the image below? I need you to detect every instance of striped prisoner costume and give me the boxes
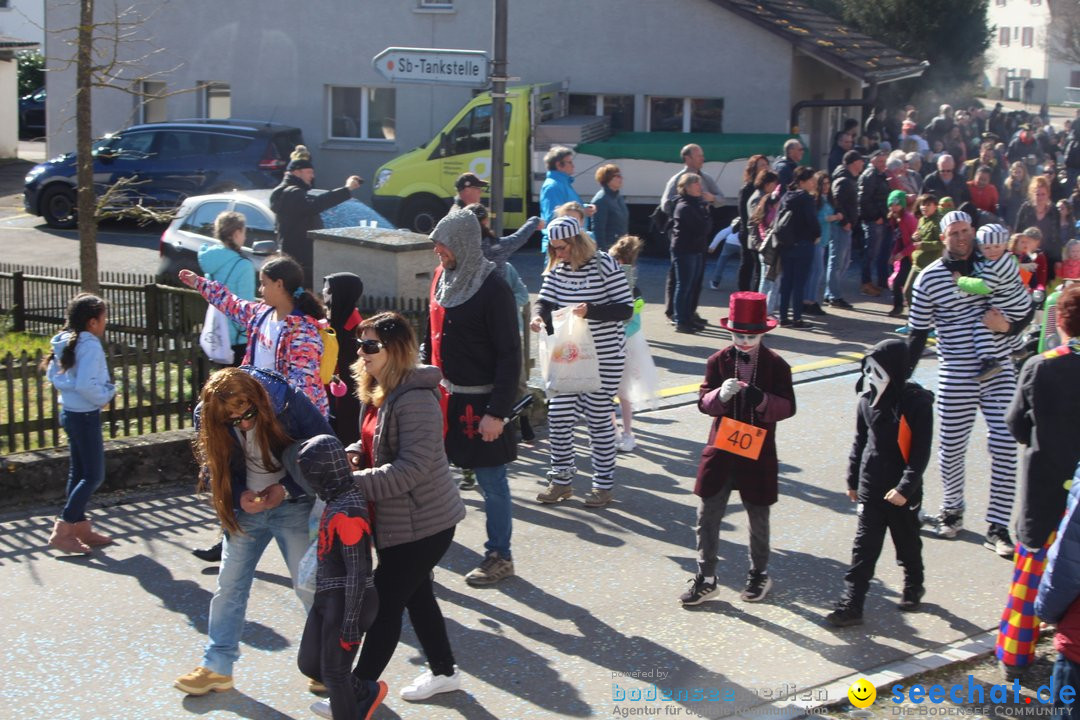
[535,252,634,490]
[908,254,1031,526]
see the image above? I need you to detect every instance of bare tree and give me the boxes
[50,0,191,292]
[1048,0,1080,68]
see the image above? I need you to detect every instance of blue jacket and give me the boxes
[47,331,116,412]
[194,366,333,509]
[198,243,255,347]
[590,185,629,250]
[1036,463,1080,624]
[539,169,581,252]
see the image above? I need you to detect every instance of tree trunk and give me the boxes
[76,0,99,293]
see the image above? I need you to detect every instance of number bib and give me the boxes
[714,417,767,460]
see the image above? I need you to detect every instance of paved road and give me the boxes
[0,359,1016,720]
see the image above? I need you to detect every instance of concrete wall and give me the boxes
[0,0,44,46]
[0,57,16,157]
[789,52,862,171]
[0,429,197,511]
[44,0,796,203]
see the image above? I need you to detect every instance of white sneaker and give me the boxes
[400,669,462,702]
[310,698,331,718]
[618,433,636,452]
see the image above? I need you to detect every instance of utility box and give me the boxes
[310,226,435,301]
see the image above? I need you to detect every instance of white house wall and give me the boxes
[0,0,44,47]
[45,0,797,200]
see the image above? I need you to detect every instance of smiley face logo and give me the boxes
[847,678,876,709]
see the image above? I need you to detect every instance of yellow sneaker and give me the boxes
[174,666,233,695]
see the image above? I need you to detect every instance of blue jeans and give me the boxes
[474,464,512,559]
[710,243,742,287]
[758,256,779,317]
[202,498,314,675]
[805,242,826,304]
[1052,653,1080,720]
[672,252,703,326]
[779,242,814,321]
[60,409,105,523]
[861,221,889,286]
[826,225,852,301]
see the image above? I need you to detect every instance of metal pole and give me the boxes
[490,0,508,236]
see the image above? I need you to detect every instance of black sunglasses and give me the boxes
[228,406,257,427]
[360,339,386,355]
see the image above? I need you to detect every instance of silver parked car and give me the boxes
[156,189,394,283]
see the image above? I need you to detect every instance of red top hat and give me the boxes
[719,292,778,335]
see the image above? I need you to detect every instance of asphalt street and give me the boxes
[0,358,1017,720]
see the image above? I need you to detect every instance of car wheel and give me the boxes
[40,185,78,229]
[401,196,447,235]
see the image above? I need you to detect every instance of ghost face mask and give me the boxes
[859,356,890,408]
[730,332,763,352]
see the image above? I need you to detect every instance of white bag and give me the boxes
[618,329,660,410]
[199,304,234,364]
[538,306,602,397]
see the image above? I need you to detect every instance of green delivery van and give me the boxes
[371,83,799,234]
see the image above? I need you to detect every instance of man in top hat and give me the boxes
[452,172,489,211]
[270,144,362,288]
[679,292,796,607]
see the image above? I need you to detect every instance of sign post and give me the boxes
[490,0,508,235]
[372,47,489,87]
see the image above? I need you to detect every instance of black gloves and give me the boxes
[743,384,765,408]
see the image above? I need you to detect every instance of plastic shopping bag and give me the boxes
[538,306,602,397]
[295,497,326,596]
[199,305,234,364]
[619,329,660,410]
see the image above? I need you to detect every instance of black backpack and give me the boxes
[767,206,796,250]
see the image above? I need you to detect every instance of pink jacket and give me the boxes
[890,210,918,260]
[194,276,328,418]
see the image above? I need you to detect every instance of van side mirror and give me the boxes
[252,240,277,255]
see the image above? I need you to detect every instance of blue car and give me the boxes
[23,119,303,228]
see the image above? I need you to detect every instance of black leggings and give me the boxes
[353,526,457,682]
[298,590,368,720]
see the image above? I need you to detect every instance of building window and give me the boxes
[648,97,724,133]
[200,82,231,119]
[1022,27,1034,47]
[327,86,396,141]
[417,0,453,8]
[568,93,634,132]
[1014,26,1019,39]
[138,81,167,124]
[999,27,1010,46]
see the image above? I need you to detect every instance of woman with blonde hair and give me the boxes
[530,215,634,507]
[337,312,466,705]
[1016,174,1063,274]
[175,366,332,696]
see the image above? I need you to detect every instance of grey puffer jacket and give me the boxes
[347,365,465,549]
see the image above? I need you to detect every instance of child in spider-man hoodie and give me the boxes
[294,434,384,720]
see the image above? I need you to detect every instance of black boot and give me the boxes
[519,415,535,442]
[192,540,223,563]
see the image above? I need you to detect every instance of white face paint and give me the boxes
[861,356,890,408]
[731,332,763,352]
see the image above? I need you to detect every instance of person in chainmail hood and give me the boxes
[421,209,523,587]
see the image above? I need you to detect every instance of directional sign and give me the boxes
[372,47,489,87]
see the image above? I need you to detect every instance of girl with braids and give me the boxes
[179,253,329,418]
[175,366,332,696]
[43,293,116,554]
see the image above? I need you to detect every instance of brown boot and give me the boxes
[73,519,113,547]
[49,520,92,555]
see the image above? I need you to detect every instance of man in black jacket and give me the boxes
[772,138,803,190]
[920,154,971,208]
[858,150,891,296]
[270,145,361,288]
[827,151,863,309]
[423,209,521,586]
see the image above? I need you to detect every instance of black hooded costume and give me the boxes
[323,272,365,446]
[294,434,378,717]
[841,339,934,610]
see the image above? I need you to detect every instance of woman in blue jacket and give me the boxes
[777,167,822,329]
[174,366,332,697]
[198,211,256,366]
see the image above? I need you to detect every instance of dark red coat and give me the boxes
[694,345,796,505]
